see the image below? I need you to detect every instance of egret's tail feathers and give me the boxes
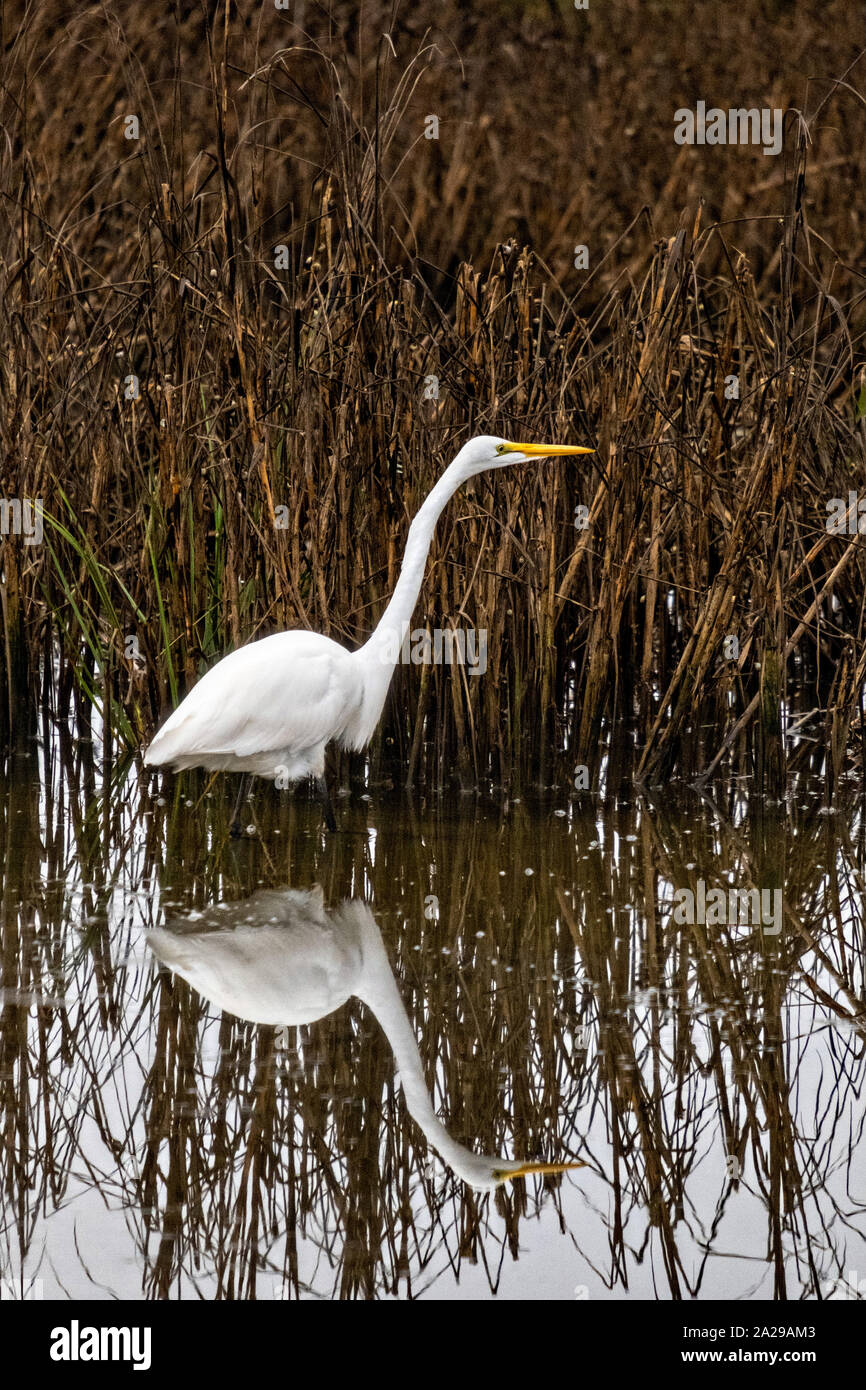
[143,703,208,768]
[143,722,185,768]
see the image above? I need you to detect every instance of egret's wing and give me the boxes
[144,632,357,766]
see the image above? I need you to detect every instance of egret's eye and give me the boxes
[495,443,506,455]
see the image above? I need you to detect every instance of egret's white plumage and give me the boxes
[147,886,585,1190]
[144,631,358,779]
[144,434,593,823]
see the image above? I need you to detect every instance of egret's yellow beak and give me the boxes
[493,1160,587,1184]
[500,442,594,457]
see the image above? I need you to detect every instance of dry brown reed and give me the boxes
[2,3,866,793]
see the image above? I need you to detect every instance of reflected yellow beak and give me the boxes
[494,1160,587,1183]
[501,441,594,457]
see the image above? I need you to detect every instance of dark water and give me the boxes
[1,744,865,1300]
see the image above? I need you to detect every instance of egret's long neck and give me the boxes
[348,460,468,747]
[367,461,466,655]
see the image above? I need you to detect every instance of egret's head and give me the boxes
[490,1158,587,1187]
[454,433,594,480]
[453,1154,587,1192]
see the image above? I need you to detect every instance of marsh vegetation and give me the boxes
[2,2,866,794]
[1,1,865,1304]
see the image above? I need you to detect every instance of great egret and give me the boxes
[144,434,592,831]
[147,885,584,1190]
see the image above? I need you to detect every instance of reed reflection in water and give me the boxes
[1,744,864,1299]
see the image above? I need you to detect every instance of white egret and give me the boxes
[147,885,585,1190]
[144,435,593,831]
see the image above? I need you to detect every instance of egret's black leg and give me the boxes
[315,775,337,832]
[230,773,252,837]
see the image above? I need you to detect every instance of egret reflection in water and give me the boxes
[147,886,584,1191]
[5,739,865,1299]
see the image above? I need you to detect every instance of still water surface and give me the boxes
[2,750,864,1299]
